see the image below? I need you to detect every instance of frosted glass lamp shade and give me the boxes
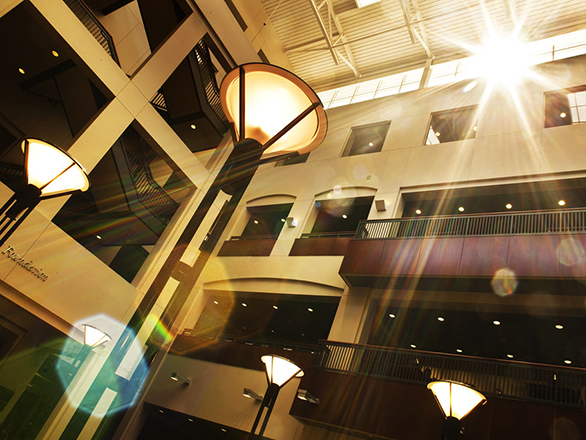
[21,139,89,197]
[427,381,486,420]
[261,355,304,387]
[220,64,327,159]
[83,324,111,348]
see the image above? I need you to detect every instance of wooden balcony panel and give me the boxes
[339,240,384,275]
[460,236,511,277]
[417,237,464,276]
[559,234,586,277]
[312,237,336,255]
[331,236,352,255]
[507,235,560,277]
[376,239,421,276]
[289,237,316,256]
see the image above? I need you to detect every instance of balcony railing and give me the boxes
[355,209,586,240]
[64,0,119,65]
[313,341,586,408]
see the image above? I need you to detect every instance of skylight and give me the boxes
[355,0,381,7]
[318,28,586,109]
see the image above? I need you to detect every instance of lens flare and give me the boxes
[491,268,518,297]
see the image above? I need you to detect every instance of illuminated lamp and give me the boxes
[428,380,486,440]
[219,64,327,194]
[0,138,89,246]
[248,355,303,439]
[83,324,111,348]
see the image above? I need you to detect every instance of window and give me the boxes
[241,204,293,238]
[545,86,586,127]
[426,106,478,144]
[312,196,373,234]
[342,122,390,157]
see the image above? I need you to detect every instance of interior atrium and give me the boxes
[1,0,586,439]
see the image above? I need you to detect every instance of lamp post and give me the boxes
[427,380,486,440]
[248,355,303,440]
[60,64,326,439]
[0,138,89,246]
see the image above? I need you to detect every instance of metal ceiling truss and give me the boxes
[308,0,361,78]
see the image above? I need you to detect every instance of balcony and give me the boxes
[289,232,353,256]
[340,209,586,287]
[218,235,278,256]
[291,341,586,440]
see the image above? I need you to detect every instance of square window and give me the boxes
[544,86,586,127]
[342,122,390,157]
[426,106,478,145]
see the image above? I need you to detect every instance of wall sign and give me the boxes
[2,246,48,281]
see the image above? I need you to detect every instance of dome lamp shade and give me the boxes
[261,354,304,387]
[427,380,486,420]
[21,138,89,198]
[220,63,327,160]
[83,324,111,348]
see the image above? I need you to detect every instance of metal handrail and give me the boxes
[120,131,178,226]
[193,40,227,123]
[64,0,119,65]
[228,235,278,241]
[300,231,356,238]
[313,341,586,408]
[355,208,586,240]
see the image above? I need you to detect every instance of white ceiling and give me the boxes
[259,0,586,91]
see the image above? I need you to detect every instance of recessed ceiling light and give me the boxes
[555,324,563,330]
[190,124,196,129]
[308,307,314,312]
[507,354,514,358]
[456,349,463,353]
[493,320,501,325]
[435,132,440,137]
[242,303,247,307]
[564,359,572,365]
[558,200,566,206]
[437,316,445,322]
[342,214,348,219]
[281,218,285,222]
[159,409,164,413]
[188,418,194,422]
[213,300,219,305]
[473,126,478,131]
[221,428,227,432]
[51,50,59,57]
[368,142,374,146]
[96,235,102,239]
[253,219,259,224]
[273,305,278,309]
[415,209,422,215]
[389,313,396,318]
[458,206,465,212]
[410,344,417,348]
[18,68,25,74]
[560,112,567,118]
[505,203,512,209]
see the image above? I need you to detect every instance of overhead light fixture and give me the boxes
[297,389,320,404]
[18,68,25,74]
[428,381,486,440]
[415,209,422,215]
[248,355,303,439]
[243,388,263,401]
[564,359,572,365]
[555,324,563,330]
[286,217,297,227]
[558,200,566,206]
[493,320,501,326]
[0,139,89,246]
[458,207,465,212]
[51,50,59,57]
[438,317,445,322]
[83,324,111,348]
[171,372,191,385]
[505,203,512,209]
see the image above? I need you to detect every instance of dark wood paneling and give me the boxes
[290,237,352,256]
[218,239,276,256]
[331,236,352,255]
[291,368,586,440]
[339,240,384,275]
[460,236,510,276]
[289,238,315,256]
[312,237,335,254]
[558,234,586,277]
[508,235,560,277]
[376,239,421,276]
[417,237,464,276]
